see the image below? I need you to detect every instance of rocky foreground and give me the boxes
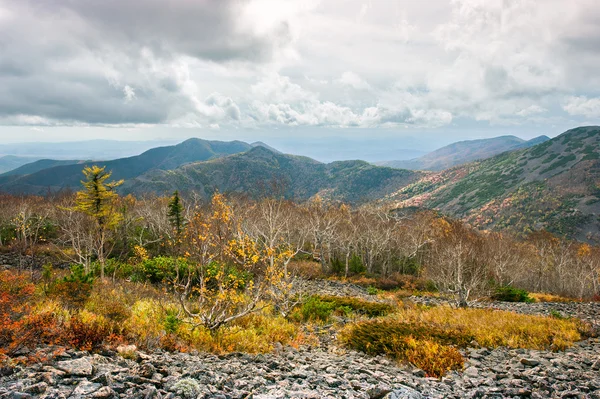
[2,288,600,399]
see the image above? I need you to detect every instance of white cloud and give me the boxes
[563,96,600,118]
[123,85,136,102]
[1,0,600,132]
[516,105,547,117]
[338,71,371,90]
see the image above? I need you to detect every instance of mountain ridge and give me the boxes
[379,135,551,171]
[390,126,600,242]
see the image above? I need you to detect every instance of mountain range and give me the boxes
[378,135,550,171]
[389,126,600,242]
[0,127,597,242]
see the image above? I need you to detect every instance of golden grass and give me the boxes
[339,302,589,378]
[394,304,586,351]
[530,292,580,303]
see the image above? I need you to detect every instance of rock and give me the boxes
[412,369,426,378]
[56,357,94,376]
[91,386,116,399]
[7,393,32,399]
[464,366,479,377]
[71,380,103,398]
[367,383,393,399]
[384,386,423,399]
[23,382,47,394]
[0,365,15,377]
[520,358,540,367]
[138,362,156,378]
[116,344,138,359]
[592,358,600,370]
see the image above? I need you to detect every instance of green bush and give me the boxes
[492,285,534,303]
[296,297,335,322]
[349,255,366,274]
[48,265,94,309]
[132,256,190,284]
[316,295,393,317]
[164,309,181,334]
[366,286,379,295]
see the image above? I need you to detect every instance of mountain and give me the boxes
[1,159,82,177]
[390,127,600,242]
[122,146,421,204]
[0,139,256,195]
[0,155,41,174]
[379,135,550,171]
[0,140,178,160]
[250,141,281,153]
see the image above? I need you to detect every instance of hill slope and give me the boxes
[390,127,600,241]
[0,139,255,195]
[380,135,550,171]
[0,155,42,174]
[123,146,422,204]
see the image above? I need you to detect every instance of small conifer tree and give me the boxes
[74,166,123,279]
[167,190,185,236]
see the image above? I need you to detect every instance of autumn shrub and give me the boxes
[288,260,323,280]
[125,299,166,350]
[314,295,393,317]
[132,256,190,284]
[530,292,579,303]
[344,273,436,293]
[47,265,94,309]
[394,304,585,351]
[0,271,35,349]
[338,320,468,377]
[10,312,64,354]
[292,296,335,322]
[85,286,132,332]
[67,311,111,351]
[179,312,308,354]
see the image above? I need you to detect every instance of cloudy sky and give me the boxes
[1,0,600,145]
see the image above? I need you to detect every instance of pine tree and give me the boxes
[168,190,185,236]
[74,166,123,279]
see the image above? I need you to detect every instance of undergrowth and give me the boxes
[340,303,588,378]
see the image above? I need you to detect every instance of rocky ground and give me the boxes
[2,283,600,399]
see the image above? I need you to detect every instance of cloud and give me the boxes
[563,96,600,118]
[1,0,600,131]
[516,105,547,117]
[338,71,371,90]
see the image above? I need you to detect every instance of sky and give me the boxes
[1,0,600,147]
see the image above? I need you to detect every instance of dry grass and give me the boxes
[339,302,588,378]
[530,292,580,303]
[394,304,586,351]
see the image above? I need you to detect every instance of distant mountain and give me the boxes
[379,135,550,171]
[122,146,422,204]
[1,159,82,177]
[0,138,256,195]
[390,127,600,242]
[0,139,179,160]
[250,141,281,153]
[0,155,41,174]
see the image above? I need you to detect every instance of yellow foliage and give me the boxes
[529,292,579,303]
[395,304,584,351]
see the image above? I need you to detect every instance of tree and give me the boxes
[425,219,488,307]
[167,191,185,237]
[177,193,280,332]
[243,198,309,318]
[72,166,123,279]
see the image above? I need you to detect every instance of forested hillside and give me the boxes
[391,126,600,242]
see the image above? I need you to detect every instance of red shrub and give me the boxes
[0,271,35,350]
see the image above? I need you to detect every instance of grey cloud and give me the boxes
[0,0,289,126]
